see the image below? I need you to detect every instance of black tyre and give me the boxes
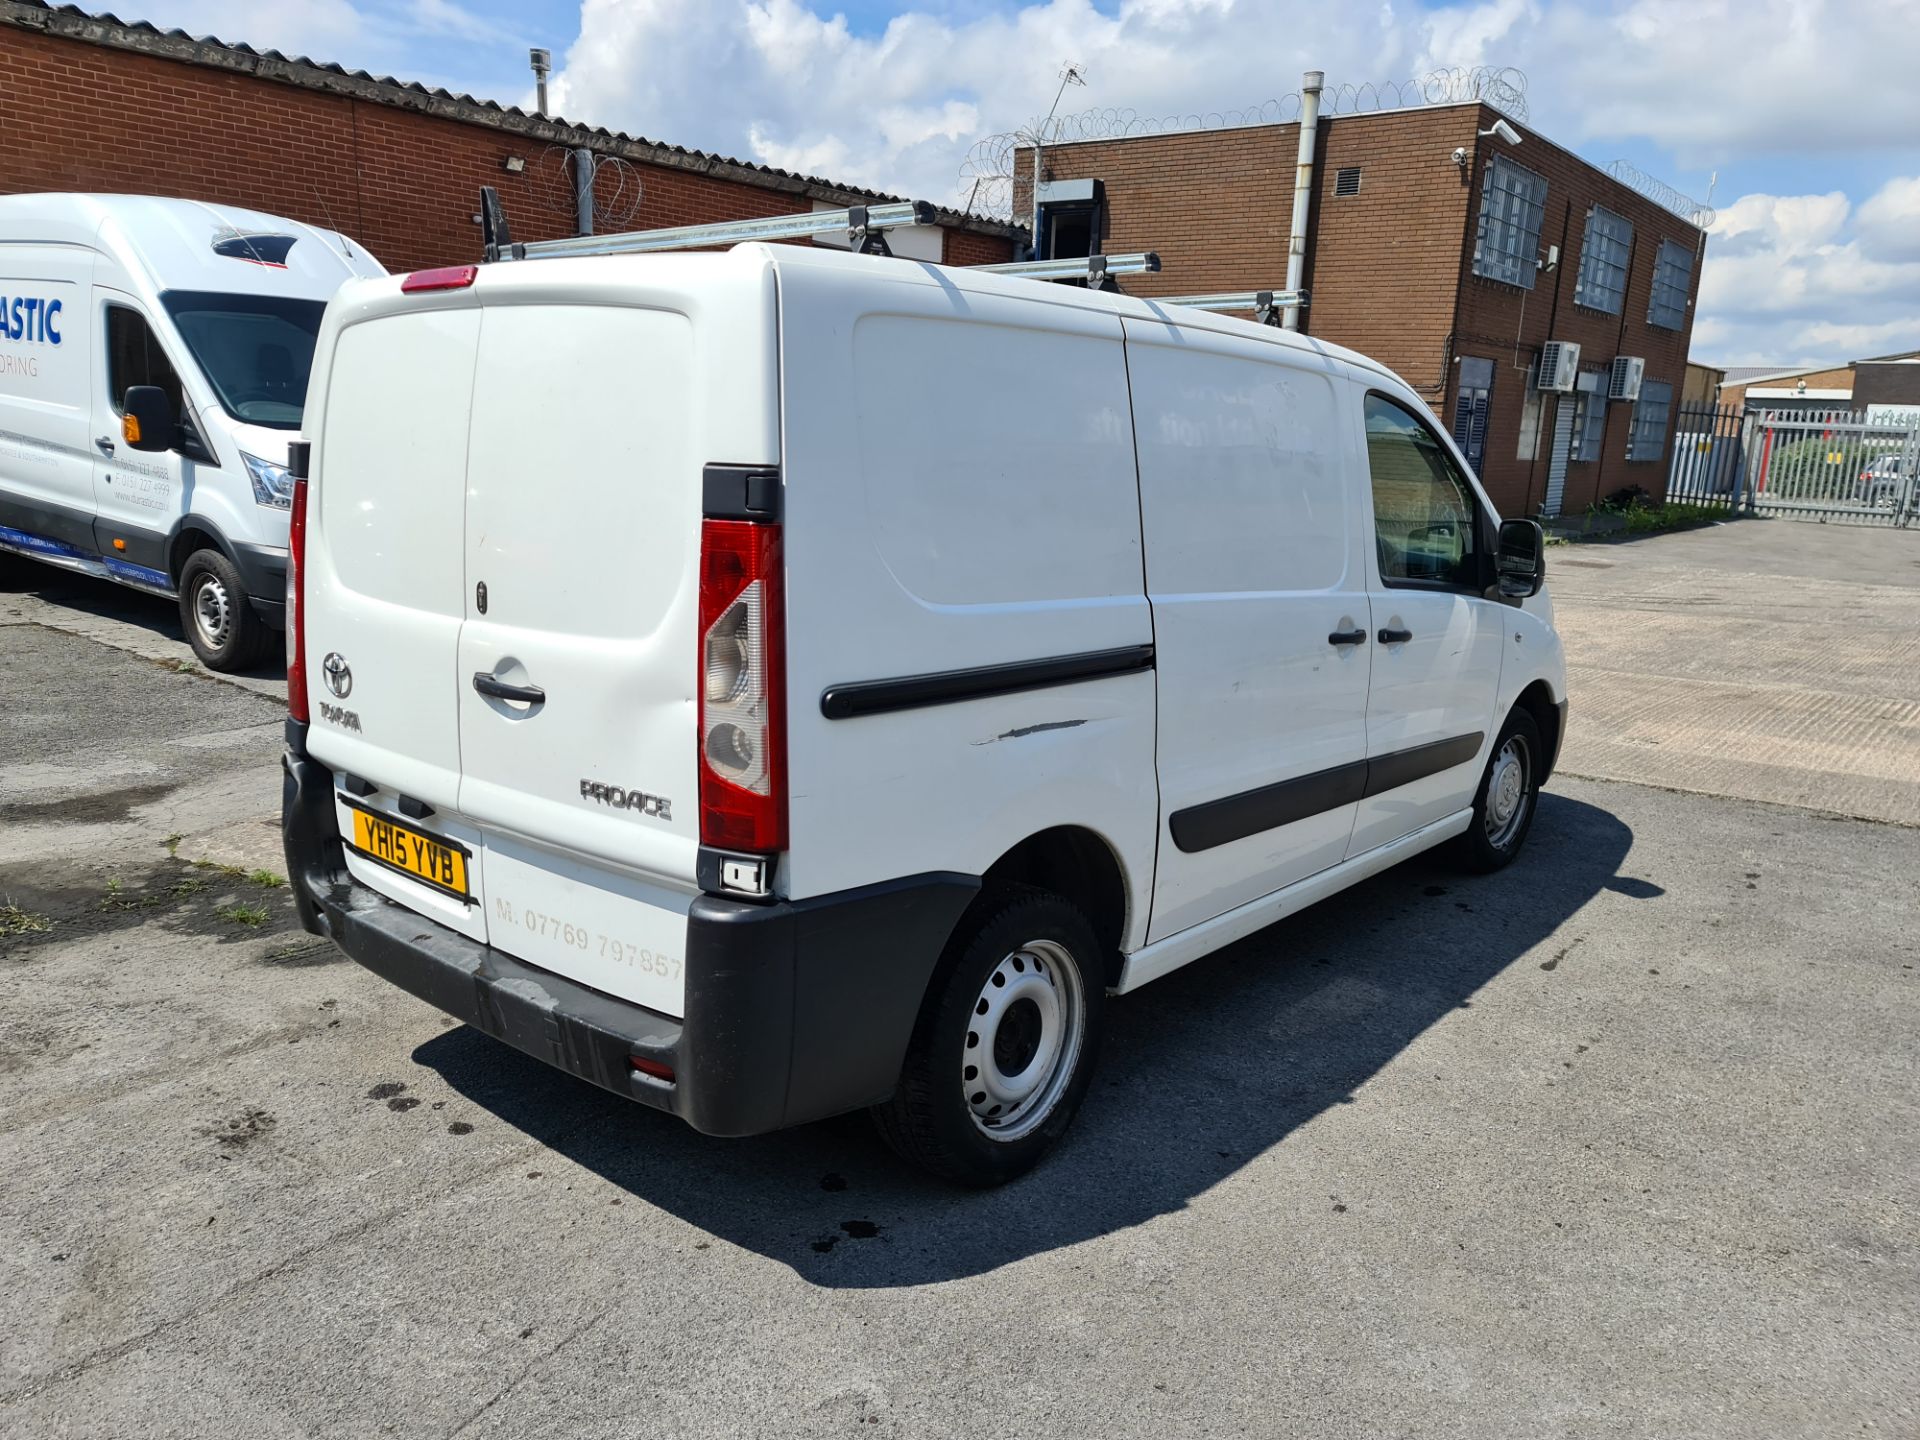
[177,548,270,672]
[872,886,1106,1187]
[1457,707,1544,873]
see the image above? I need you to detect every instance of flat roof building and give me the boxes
[1013,96,1710,518]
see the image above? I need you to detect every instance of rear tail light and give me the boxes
[629,1056,675,1083]
[697,519,786,853]
[286,472,310,723]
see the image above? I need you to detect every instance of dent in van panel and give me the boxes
[851,313,1141,609]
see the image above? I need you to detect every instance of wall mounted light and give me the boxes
[502,155,527,174]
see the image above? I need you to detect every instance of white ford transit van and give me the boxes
[283,230,1566,1185]
[0,194,385,668]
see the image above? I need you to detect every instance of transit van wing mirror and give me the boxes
[1496,517,1546,599]
[121,385,177,452]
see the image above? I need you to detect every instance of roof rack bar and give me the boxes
[1157,288,1307,326]
[978,252,1161,285]
[484,192,937,262]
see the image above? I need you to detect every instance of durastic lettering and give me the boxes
[0,297,61,345]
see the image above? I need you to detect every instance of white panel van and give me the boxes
[0,194,385,668]
[283,240,1567,1185]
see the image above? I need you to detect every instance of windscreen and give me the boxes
[161,290,327,430]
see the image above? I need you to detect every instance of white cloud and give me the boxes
[1697,183,1920,365]
[126,0,521,76]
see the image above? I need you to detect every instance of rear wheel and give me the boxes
[1457,707,1543,873]
[178,548,270,672]
[872,887,1105,1187]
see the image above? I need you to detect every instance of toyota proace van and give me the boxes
[0,194,385,668]
[283,235,1566,1185]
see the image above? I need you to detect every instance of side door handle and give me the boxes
[1377,627,1413,645]
[472,672,545,705]
[94,434,116,455]
[1327,628,1367,647]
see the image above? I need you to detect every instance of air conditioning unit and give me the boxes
[1536,341,1581,392]
[1608,355,1646,402]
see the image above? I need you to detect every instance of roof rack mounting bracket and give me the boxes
[479,186,522,263]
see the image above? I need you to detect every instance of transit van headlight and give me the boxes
[243,452,294,510]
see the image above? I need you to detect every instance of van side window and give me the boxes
[1364,393,1482,589]
[106,305,185,417]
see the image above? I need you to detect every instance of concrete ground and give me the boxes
[1,525,1916,1438]
[1552,518,1920,824]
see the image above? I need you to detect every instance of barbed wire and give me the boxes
[959,66,1530,219]
[533,145,646,231]
[1604,159,1715,230]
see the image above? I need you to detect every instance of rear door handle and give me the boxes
[1377,627,1413,645]
[472,672,545,705]
[1327,628,1367,647]
[94,434,116,454]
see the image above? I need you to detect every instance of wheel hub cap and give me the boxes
[193,575,232,649]
[962,939,1084,1141]
[1483,736,1531,847]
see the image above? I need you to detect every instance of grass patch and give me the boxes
[170,875,211,899]
[192,859,250,879]
[162,833,183,857]
[99,877,165,912]
[247,870,285,889]
[217,902,272,928]
[1,903,53,937]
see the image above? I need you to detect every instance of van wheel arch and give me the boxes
[167,520,232,589]
[1512,679,1563,782]
[980,826,1132,989]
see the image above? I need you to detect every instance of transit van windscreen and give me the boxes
[161,290,327,430]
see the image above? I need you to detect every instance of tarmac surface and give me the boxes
[1,521,1916,1438]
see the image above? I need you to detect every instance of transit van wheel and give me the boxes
[872,886,1105,1187]
[1457,707,1544,873]
[178,548,269,672]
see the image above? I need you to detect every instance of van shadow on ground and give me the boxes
[1,565,286,680]
[415,791,1638,1289]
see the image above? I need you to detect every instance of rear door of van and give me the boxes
[301,255,781,1019]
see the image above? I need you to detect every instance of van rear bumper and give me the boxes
[282,724,978,1137]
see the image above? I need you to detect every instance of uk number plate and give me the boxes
[347,803,472,901]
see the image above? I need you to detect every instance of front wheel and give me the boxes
[872,887,1105,1187]
[1457,707,1544,873]
[177,548,270,672]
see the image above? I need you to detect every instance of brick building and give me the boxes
[0,1,1017,278]
[1719,351,1920,418]
[1015,104,1709,518]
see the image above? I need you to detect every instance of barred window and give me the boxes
[1572,371,1606,462]
[1574,206,1633,314]
[1648,240,1694,329]
[1628,379,1674,461]
[1472,156,1548,289]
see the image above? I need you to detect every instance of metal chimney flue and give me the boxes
[1283,69,1323,331]
[529,47,551,115]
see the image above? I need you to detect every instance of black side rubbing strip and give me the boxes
[820,644,1155,721]
[1169,730,1486,854]
[1169,761,1369,854]
[1361,732,1484,798]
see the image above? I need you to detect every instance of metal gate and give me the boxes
[1665,403,1920,527]
[1746,407,1920,526]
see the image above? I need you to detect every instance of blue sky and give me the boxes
[129,0,1920,366]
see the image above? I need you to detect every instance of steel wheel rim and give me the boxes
[192,573,232,650]
[1483,735,1532,849]
[961,938,1084,1142]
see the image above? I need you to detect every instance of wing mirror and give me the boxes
[1496,517,1545,599]
[121,386,178,452]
